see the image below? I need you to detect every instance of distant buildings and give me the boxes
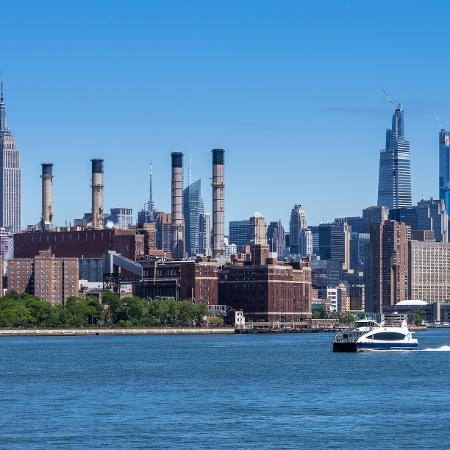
[199,212,211,257]
[249,213,267,245]
[183,179,205,256]
[229,220,250,252]
[365,220,409,313]
[109,208,133,229]
[439,129,450,210]
[0,82,21,234]
[8,250,78,304]
[318,220,351,270]
[377,105,412,209]
[267,220,285,258]
[289,204,307,255]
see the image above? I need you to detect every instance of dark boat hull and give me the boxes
[333,342,358,352]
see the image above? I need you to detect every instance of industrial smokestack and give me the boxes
[91,159,104,230]
[41,163,53,228]
[171,152,184,259]
[212,149,225,257]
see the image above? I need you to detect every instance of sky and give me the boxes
[2,0,450,230]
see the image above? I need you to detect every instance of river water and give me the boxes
[1,329,450,449]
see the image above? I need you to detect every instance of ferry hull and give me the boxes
[333,342,358,352]
[357,342,418,351]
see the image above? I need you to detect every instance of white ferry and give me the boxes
[333,314,418,352]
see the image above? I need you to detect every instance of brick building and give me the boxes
[8,250,79,304]
[14,229,144,261]
[138,258,218,305]
[219,259,312,322]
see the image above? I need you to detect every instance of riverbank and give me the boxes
[0,327,235,336]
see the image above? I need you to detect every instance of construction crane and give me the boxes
[382,89,397,108]
[433,112,445,130]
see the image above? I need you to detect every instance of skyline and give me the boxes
[2,1,450,229]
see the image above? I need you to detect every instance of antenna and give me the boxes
[382,89,397,108]
[188,148,192,186]
[0,69,3,102]
[433,112,445,130]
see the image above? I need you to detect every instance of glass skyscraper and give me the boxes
[377,105,412,209]
[439,129,450,210]
[183,179,204,256]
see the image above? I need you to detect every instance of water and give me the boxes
[1,330,450,449]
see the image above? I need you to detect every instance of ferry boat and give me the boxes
[333,314,418,352]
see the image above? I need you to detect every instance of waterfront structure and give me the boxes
[267,220,285,259]
[219,259,312,322]
[13,229,144,261]
[199,212,211,257]
[249,213,267,245]
[183,179,205,257]
[8,250,78,304]
[409,240,450,303]
[229,220,250,252]
[171,152,184,259]
[289,205,307,254]
[439,129,450,210]
[211,149,225,257]
[377,105,412,209]
[139,258,218,304]
[109,208,133,229]
[0,82,21,234]
[365,220,409,313]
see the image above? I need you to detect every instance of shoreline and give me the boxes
[0,327,235,337]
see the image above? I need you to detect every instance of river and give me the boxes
[1,329,450,448]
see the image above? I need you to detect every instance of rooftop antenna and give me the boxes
[188,147,192,187]
[433,112,445,130]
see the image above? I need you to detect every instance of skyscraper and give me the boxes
[267,220,285,258]
[377,105,412,209]
[249,213,267,245]
[229,220,250,252]
[199,212,211,256]
[183,179,205,257]
[0,81,21,233]
[439,129,450,210]
[289,204,307,255]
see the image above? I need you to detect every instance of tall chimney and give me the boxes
[212,149,225,257]
[171,152,184,259]
[91,159,104,229]
[41,163,53,228]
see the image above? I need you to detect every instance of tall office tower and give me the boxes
[362,206,389,229]
[439,129,450,210]
[289,205,307,254]
[199,212,211,256]
[183,179,205,257]
[171,152,184,259]
[309,225,320,255]
[229,220,250,252]
[138,163,157,224]
[365,220,409,313]
[0,82,21,233]
[109,208,133,229]
[299,228,313,257]
[416,198,448,243]
[249,213,267,245]
[267,220,285,258]
[350,232,370,273]
[377,105,412,209]
[211,149,225,257]
[319,221,351,270]
[155,212,172,252]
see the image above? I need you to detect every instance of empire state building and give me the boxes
[0,82,21,234]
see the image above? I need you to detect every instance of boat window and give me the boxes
[371,332,405,341]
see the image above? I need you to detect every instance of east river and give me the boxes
[1,329,450,448]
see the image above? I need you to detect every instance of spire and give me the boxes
[391,104,404,139]
[148,162,155,213]
[0,71,9,133]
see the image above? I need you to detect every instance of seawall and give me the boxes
[0,327,235,337]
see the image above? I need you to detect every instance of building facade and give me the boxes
[439,129,450,210]
[0,83,21,234]
[109,208,133,229]
[229,220,250,252]
[199,212,211,257]
[267,220,285,258]
[289,204,307,255]
[183,179,205,257]
[377,105,412,209]
[249,213,267,245]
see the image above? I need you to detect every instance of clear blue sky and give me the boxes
[2,0,449,230]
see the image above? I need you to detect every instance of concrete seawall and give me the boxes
[0,327,235,337]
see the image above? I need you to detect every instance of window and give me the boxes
[371,332,405,341]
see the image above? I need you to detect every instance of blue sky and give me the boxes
[2,0,449,229]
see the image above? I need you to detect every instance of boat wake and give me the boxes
[421,345,450,352]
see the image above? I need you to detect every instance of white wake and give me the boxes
[421,345,450,352]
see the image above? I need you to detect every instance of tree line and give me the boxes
[0,292,211,328]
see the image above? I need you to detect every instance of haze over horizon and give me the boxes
[2,0,450,229]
